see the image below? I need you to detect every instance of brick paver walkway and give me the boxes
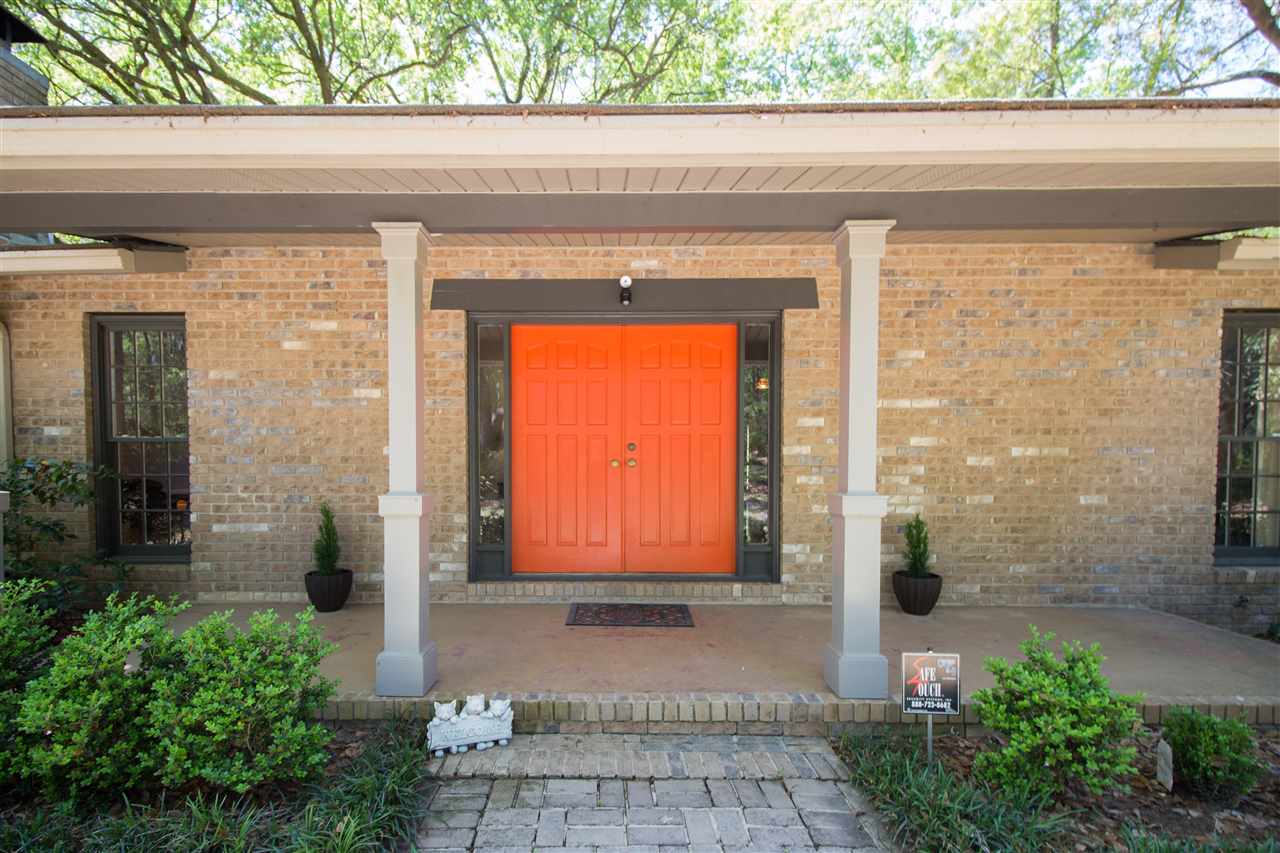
[414,737,891,852]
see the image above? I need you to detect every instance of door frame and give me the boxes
[467,311,782,584]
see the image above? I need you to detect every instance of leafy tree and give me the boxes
[9,0,1279,104]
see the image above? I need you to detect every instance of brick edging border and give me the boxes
[317,690,1280,730]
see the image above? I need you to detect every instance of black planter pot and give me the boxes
[892,570,943,616]
[305,569,353,612]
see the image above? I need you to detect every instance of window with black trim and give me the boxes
[92,316,191,559]
[1216,311,1280,558]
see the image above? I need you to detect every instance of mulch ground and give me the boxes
[935,729,1280,849]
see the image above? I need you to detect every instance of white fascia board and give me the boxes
[1,108,1276,172]
[0,248,187,275]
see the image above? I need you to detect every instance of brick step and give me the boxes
[426,734,850,780]
[320,689,1280,730]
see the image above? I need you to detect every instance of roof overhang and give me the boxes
[1154,237,1280,270]
[1,101,1277,246]
[0,244,187,275]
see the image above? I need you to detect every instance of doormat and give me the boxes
[566,602,694,628]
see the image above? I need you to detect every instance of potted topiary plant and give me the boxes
[304,502,352,612]
[892,514,942,615]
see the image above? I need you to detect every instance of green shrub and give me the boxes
[312,502,340,575]
[1,457,128,612]
[903,514,930,577]
[14,594,185,798]
[1161,706,1263,802]
[838,731,1069,852]
[971,625,1142,799]
[149,608,338,794]
[0,579,57,783]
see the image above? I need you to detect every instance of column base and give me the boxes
[824,643,889,699]
[375,642,439,697]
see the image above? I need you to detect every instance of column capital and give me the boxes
[372,221,432,263]
[833,219,896,258]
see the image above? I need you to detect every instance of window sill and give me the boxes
[1213,558,1280,571]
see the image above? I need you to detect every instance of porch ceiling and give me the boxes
[1,102,1277,243]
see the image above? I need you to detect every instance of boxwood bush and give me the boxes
[5,594,338,800]
[14,594,184,798]
[149,609,337,794]
[0,578,57,785]
[972,625,1142,799]
[1161,706,1263,802]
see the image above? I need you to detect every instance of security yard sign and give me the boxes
[901,651,961,716]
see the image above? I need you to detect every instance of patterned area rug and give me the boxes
[566,602,694,627]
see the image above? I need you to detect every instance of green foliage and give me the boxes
[149,609,338,794]
[0,722,431,852]
[971,625,1142,799]
[837,731,1069,852]
[14,594,185,799]
[0,579,56,784]
[1,457,128,612]
[1122,826,1279,853]
[12,0,1276,105]
[1160,706,1263,802]
[902,514,930,577]
[9,595,338,800]
[312,502,341,575]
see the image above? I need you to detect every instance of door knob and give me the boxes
[610,459,620,468]
[627,442,637,451]
[626,458,637,467]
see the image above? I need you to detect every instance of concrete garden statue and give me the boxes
[304,502,353,612]
[892,514,942,615]
[428,695,513,757]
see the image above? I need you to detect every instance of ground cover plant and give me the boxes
[837,731,1070,852]
[0,722,432,852]
[1121,828,1279,853]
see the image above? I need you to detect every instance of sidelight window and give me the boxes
[743,323,772,544]
[475,324,507,545]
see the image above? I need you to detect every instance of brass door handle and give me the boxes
[610,459,620,468]
[626,458,637,467]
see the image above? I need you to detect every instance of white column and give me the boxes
[825,219,895,700]
[372,222,438,697]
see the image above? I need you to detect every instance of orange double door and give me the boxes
[510,324,737,574]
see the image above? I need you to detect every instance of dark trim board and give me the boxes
[4,187,1277,235]
[467,312,782,584]
[433,277,818,312]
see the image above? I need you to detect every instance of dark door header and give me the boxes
[432,277,819,312]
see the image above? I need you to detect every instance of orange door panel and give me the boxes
[623,324,737,573]
[511,325,624,573]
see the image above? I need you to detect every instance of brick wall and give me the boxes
[0,242,1276,631]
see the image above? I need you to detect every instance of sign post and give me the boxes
[901,649,961,764]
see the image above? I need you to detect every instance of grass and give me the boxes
[0,722,431,852]
[1121,827,1280,853]
[837,731,1070,853]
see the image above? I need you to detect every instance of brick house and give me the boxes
[0,100,1277,700]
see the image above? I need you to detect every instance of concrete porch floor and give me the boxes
[171,603,1280,703]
